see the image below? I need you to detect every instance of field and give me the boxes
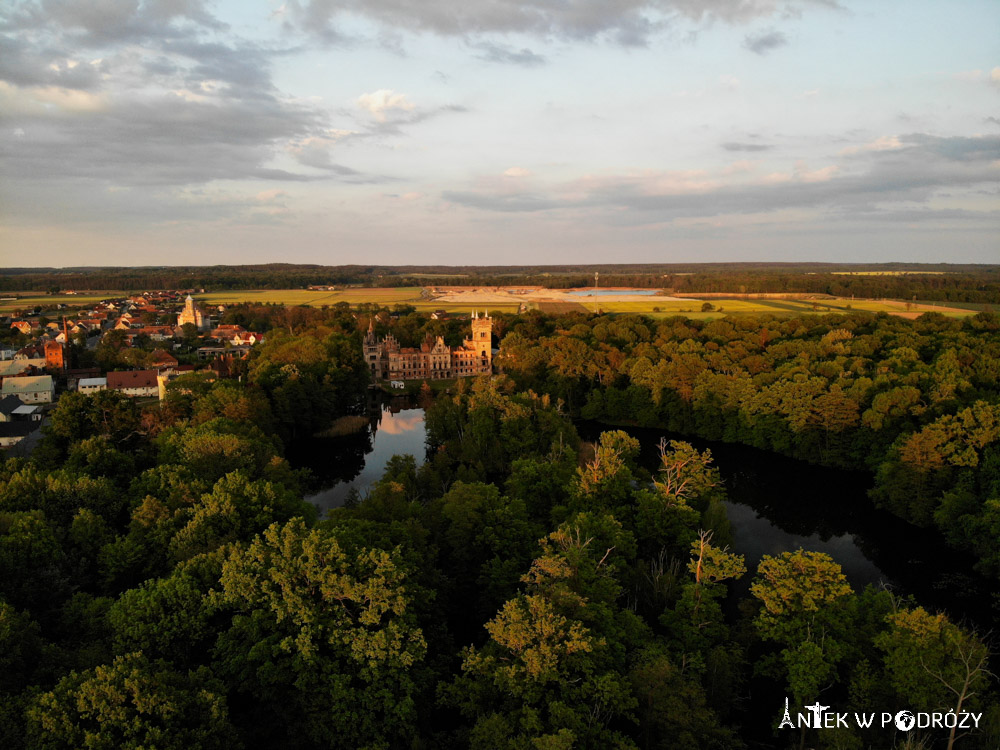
[560,296,976,319]
[1,287,980,320]
[0,293,112,314]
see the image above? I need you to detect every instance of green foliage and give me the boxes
[751,549,854,705]
[26,653,239,750]
[212,518,427,748]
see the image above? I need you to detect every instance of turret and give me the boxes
[470,310,493,371]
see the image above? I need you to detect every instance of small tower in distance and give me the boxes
[363,317,381,377]
[470,310,493,370]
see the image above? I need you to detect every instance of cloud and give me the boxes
[718,74,740,90]
[722,141,772,152]
[444,134,1000,224]
[357,89,415,122]
[284,0,838,47]
[469,41,546,67]
[986,116,1000,128]
[993,67,1000,87]
[503,167,533,177]
[743,28,788,54]
[0,0,359,191]
[839,135,903,156]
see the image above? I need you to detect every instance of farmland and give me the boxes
[0,293,112,314]
[1,286,981,319]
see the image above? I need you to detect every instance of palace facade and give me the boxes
[364,312,493,381]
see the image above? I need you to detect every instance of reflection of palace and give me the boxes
[363,312,492,381]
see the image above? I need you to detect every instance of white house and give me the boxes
[1,375,55,404]
[78,377,107,394]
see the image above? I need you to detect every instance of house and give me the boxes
[106,370,159,398]
[0,395,24,422]
[210,324,246,338]
[1,375,55,403]
[0,421,41,449]
[0,358,46,379]
[10,321,34,335]
[78,377,107,395]
[12,404,43,422]
[66,368,100,390]
[149,349,179,369]
[125,326,175,343]
[44,340,66,371]
[15,344,46,360]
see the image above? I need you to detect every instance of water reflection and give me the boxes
[291,404,996,628]
[576,420,998,627]
[297,402,427,515]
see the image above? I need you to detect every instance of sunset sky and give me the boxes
[1,0,998,266]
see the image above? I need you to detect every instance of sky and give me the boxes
[1,0,998,267]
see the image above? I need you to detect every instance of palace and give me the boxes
[364,312,493,381]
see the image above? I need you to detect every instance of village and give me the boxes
[0,292,266,455]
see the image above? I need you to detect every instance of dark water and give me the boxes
[292,403,997,628]
[294,404,427,515]
[575,420,999,629]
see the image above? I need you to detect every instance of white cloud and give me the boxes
[503,167,532,177]
[992,67,1000,86]
[356,89,415,122]
[839,135,903,156]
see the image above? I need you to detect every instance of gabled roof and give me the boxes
[106,369,159,389]
[1,375,54,394]
[0,394,24,416]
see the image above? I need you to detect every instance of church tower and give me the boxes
[470,311,493,372]
[363,317,381,377]
[178,295,207,331]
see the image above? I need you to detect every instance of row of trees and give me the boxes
[3,264,998,302]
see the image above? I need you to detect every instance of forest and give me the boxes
[0,304,997,749]
[2,263,1000,304]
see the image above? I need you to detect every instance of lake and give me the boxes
[298,404,427,514]
[295,401,997,628]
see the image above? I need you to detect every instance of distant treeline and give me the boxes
[2,263,999,303]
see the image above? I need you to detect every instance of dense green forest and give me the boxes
[0,305,997,749]
[2,263,999,303]
[498,310,1000,580]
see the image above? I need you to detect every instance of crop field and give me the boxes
[195,288,521,314]
[195,288,424,307]
[571,296,976,319]
[536,301,590,314]
[0,293,111,314]
[1,287,977,320]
